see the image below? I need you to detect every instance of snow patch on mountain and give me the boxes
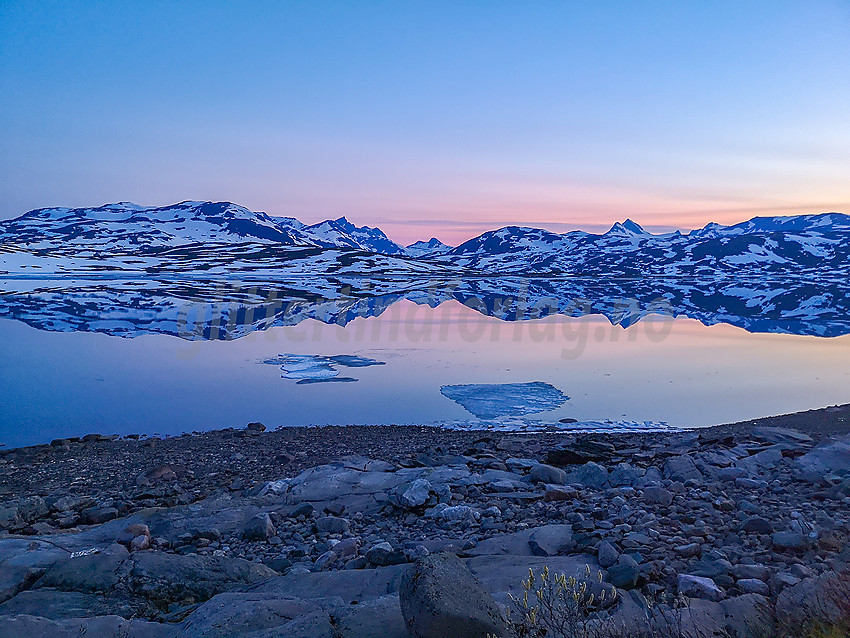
[302,217,406,254]
[405,237,452,258]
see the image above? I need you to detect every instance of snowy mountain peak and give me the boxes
[405,237,452,258]
[621,219,648,234]
[303,217,405,254]
[605,219,649,237]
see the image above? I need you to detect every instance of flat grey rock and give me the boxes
[0,589,138,619]
[37,543,130,593]
[249,565,408,603]
[255,595,406,638]
[796,435,850,476]
[0,614,177,638]
[178,592,343,638]
[130,551,278,605]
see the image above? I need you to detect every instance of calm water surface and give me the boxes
[2,297,849,448]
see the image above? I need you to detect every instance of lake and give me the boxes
[1,277,849,448]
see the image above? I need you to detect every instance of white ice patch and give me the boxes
[263,354,384,383]
[440,381,569,419]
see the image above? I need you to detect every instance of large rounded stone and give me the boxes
[242,513,276,541]
[741,516,773,535]
[607,554,640,589]
[314,516,350,535]
[663,456,703,483]
[529,463,567,485]
[565,462,609,488]
[597,540,619,568]
[678,574,724,602]
[390,479,433,509]
[399,553,507,638]
[642,486,673,506]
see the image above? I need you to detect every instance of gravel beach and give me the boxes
[0,404,848,637]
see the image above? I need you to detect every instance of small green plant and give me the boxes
[502,565,617,638]
[492,566,734,638]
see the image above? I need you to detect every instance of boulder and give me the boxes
[776,571,848,629]
[279,595,407,638]
[751,426,813,447]
[608,463,644,486]
[529,463,566,485]
[129,551,277,605]
[0,506,23,530]
[597,541,619,569]
[663,456,703,483]
[545,448,592,466]
[242,513,276,541]
[15,497,48,523]
[399,553,508,638]
[80,506,119,525]
[678,574,725,602]
[735,477,768,490]
[796,435,850,477]
[390,479,433,509]
[732,564,771,582]
[771,531,812,553]
[737,578,770,596]
[130,535,151,552]
[314,516,350,535]
[607,554,640,589]
[565,461,609,488]
[366,542,406,567]
[736,447,784,475]
[741,517,774,535]
[642,486,673,506]
[527,525,574,557]
[432,505,478,524]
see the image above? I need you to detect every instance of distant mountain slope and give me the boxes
[1,201,848,279]
[440,213,850,278]
[0,201,313,250]
[300,217,406,255]
[405,237,452,257]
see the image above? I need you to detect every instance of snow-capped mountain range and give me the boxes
[1,200,849,338]
[0,201,410,255]
[1,200,849,280]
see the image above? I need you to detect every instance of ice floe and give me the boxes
[423,417,678,434]
[263,354,384,384]
[440,381,569,418]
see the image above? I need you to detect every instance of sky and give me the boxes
[1,1,849,245]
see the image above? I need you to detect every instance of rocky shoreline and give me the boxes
[0,405,848,637]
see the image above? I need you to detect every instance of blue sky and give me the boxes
[1,1,849,243]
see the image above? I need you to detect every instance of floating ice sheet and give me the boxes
[276,418,678,434]
[428,417,678,433]
[296,377,358,385]
[263,354,385,383]
[440,381,569,419]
